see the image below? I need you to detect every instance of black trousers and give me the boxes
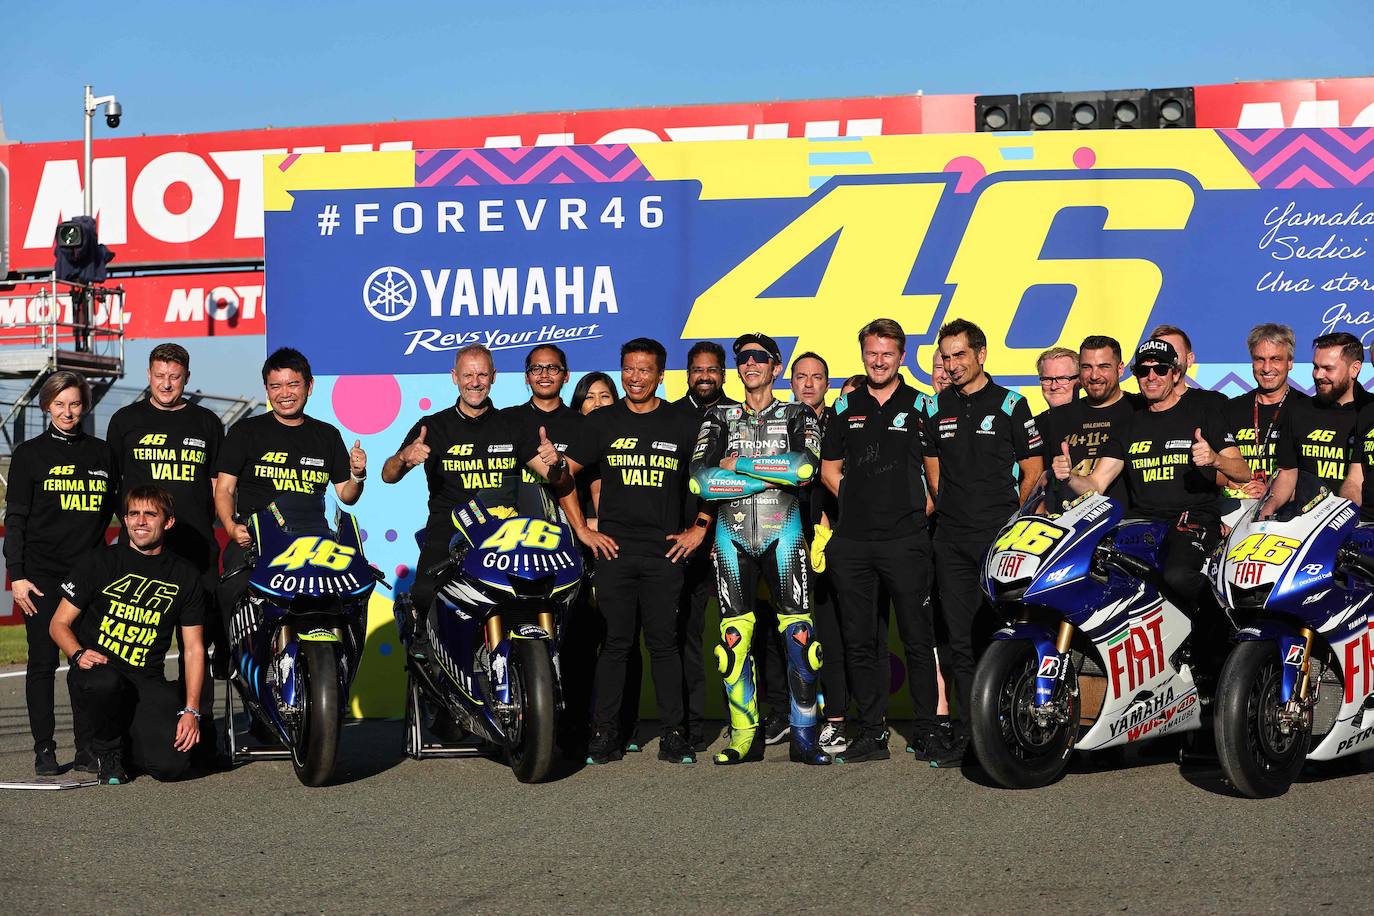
[22,574,93,754]
[750,602,789,715]
[559,559,641,749]
[410,516,455,616]
[677,552,714,737]
[933,531,1000,728]
[810,569,848,717]
[218,540,252,633]
[1161,510,1222,616]
[68,664,189,781]
[591,553,684,735]
[828,533,936,735]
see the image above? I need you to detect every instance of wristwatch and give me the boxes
[71,648,87,666]
[694,516,710,529]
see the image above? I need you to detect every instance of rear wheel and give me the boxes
[506,639,556,783]
[971,640,1080,789]
[1214,641,1309,798]
[292,642,342,787]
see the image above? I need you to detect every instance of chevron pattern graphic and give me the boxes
[1217,128,1374,189]
[415,145,652,186]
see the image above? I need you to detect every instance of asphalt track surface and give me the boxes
[2,663,1372,915]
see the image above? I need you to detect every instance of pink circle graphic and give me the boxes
[332,375,402,435]
[395,564,411,578]
[418,397,432,411]
[1073,147,1097,170]
[943,156,986,194]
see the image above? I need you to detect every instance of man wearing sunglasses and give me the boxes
[1055,339,1249,625]
[502,344,582,521]
[689,333,831,765]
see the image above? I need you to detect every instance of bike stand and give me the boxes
[404,675,491,761]
[223,680,294,764]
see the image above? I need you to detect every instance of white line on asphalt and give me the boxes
[0,652,181,679]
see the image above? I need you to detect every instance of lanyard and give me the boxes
[1252,388,1287,482]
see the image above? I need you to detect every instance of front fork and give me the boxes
[484,611,558,714]
[1278,626,1317,735]
[1029,620,1077,728]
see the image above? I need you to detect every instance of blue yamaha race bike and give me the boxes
[1213,472,1374,797]
[224,497,380,786]
[972,485,1204,789]
[396,499,582,783]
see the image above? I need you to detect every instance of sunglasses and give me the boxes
[1132,363,1174,378]
[736,350,774,366]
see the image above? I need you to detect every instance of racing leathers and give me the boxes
[690,399,829,765]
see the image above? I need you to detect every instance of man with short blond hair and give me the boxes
[1036,346,1080,409]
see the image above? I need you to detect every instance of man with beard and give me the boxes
[501,344,582,521]
[1039,336,1139,511]
[674,341,739,751]
[1267,332,1372,508]
[1339,341,1374,519]
[924,318,1043,765]
[1060,340,1250,622]
[1224,324,1306,499]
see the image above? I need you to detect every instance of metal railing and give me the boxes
[0,274,127,375]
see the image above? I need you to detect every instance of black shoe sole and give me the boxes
[835,747,891,764]
[657,751,696,764]
[585,750,624,765]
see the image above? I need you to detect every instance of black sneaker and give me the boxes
[835,732,891,764]
[34,742,60,776]
[657,729,696,764]
[98,751,129,786]
[72,748,99,775]
[909,730,962,767]
[931,731,969,768]
[763,713,791,746]
[586,729,623,766]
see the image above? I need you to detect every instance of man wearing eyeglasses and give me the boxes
[1036,347,1080,410]
[1055,339,1249,622]
[502,344,583,521]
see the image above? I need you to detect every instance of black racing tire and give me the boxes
[506,639,557,784]
[292,641,342,787]
[1214,641,1309,798]
[971,640,1080,790]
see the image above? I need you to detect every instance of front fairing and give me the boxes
[247,497,376,609]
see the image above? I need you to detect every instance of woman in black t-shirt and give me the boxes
[3,372,115,775]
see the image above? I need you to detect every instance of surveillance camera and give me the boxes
[105,99,122,129]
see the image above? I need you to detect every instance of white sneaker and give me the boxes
[818,720,849,753]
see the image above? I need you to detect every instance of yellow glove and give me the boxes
[489,505,518,520]
[810,523,833,573]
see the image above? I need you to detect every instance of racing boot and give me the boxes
[714,614,764,765]
[789,724,833,765]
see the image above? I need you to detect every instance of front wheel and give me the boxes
[970,640,1080,789]
[292,641,342,787]
[506,639,556,783]
[1214,641,1309,798]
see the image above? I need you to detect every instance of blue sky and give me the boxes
[2,0,1370,143]
[2,0,1371,409]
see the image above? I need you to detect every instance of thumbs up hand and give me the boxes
[402,426,430,468]
[1052,441,1073,481]
[536,425,562,470]
[349,439,368,475]
[1190,428,1215,468]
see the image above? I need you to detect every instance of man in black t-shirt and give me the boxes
[821,320,944,765]
[1267,332,1372,511]
[1060,339,1250,619]
[1223,323,1307,499]
[501,344,582,521]
[924,318,1043,763]
[214,348,366,624]
[673,340,741,751]
[106,342,227,763]
[555,338,708,765]
[382,343,551,624]
[50,486,207,784]
[1149,323,1229,411]
[1340,340,1374,520]
[1039,335,1139,511]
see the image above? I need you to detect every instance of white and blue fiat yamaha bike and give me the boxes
[972,484,1206,789]
[1212,471,1374,797]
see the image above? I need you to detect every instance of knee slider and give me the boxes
[781,620,823,674]
[717,624,750,683]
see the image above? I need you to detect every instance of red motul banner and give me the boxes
[0,94,972,273]
[1196,77,1374,129]
[0,271,265,340]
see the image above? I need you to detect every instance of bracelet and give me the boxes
[350,472,367,483]
[71,649,87,667]
[178,706,201,721]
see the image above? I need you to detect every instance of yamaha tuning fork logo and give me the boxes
[363,267,418,322]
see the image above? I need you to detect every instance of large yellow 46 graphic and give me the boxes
[993,519,1065,556]
[685,177,1195,386]
[270,536,357,572]
[1227,533,1301,565]
[480,518,563,552]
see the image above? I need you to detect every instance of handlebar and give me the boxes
[1337,545,1374,583]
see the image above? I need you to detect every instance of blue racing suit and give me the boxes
[690,399,827,764]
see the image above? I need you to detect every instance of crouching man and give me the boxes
[50,485,207,785]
